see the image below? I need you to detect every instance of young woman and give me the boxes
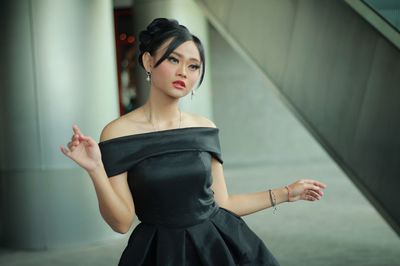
[61,18,326,266]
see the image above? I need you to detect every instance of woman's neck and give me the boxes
[142,89,181,129]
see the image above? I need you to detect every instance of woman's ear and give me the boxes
[142,52,153,72]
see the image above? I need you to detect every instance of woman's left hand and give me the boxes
[286,179,327,202]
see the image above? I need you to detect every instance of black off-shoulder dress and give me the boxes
[99,127,279,266]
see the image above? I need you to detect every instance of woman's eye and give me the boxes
[189,64,200,71]
[168,56,179,64]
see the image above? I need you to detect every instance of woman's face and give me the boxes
[150,40,202,98]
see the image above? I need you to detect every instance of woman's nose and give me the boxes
[177,64,187,78]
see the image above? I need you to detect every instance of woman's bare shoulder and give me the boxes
[100,108,146,142]
[184,112,217,128]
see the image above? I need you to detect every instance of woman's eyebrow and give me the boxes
[171,51,200,63]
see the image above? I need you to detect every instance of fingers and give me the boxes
[62,127,96,154]
[68,125,89,149]
[62,125,82,153]
[303,179,327,189]
[68,135,81,150]
[72,124,83,136]
[289,179,326,202]
[72,124,87,141]
[68,136,79,149]
[304,183,324,197]
[302,179,326,196]
[60,145,72,158]
[303,189,322,201]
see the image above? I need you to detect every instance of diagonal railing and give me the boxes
[345,0,400,49]
[363,0,400,32]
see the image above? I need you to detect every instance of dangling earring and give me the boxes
[191,88,196,100]
[146,71,151,82]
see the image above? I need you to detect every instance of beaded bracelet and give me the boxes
[268,189,277,214]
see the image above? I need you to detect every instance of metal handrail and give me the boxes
[345,0,400,50]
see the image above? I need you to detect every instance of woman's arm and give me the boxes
[193,115,326,216]
[88,168,135,233]
[61,125,135,233]
[210,158,326,216]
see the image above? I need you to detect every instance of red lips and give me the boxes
[172,80,186,89]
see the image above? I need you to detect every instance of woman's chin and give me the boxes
[165,90,190,99]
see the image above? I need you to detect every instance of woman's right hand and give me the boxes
[60,125,103,173]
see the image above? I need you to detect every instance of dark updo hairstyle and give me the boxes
[138,18,206,87]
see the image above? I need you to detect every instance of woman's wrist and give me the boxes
[266,187,291,214]
[272,187,290,205]
[87,162,105,177]
[285,185,291,202]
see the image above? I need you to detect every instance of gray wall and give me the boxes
[197,0,400,234]
[209,26,328,166]
[0,0,120,249]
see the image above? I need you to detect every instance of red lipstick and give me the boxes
[172,80,186,90]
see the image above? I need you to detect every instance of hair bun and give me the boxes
[138,31,152,53]
[139,18,185,53]
[147,18,179,35]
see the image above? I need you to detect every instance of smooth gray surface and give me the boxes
[350,38,400,225]
[0,0,120,249]
[228,0,297,83]
[209,25,327,166]
[0,0,41,169]
[196,0,400,234]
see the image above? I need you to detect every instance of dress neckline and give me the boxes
[99,126,218,145]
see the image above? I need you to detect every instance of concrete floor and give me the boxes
[0,160,399,266]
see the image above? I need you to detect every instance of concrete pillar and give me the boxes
[133,0,213,118]
[0,0,119,249]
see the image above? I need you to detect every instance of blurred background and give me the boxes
[0,0,399,265]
